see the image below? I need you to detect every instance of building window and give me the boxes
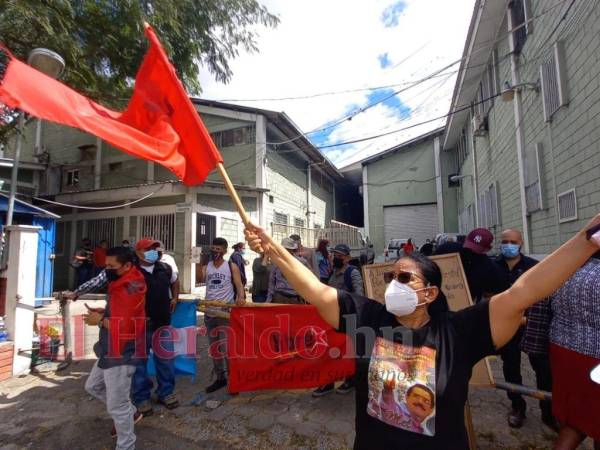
[294,217,306,228]
[540,41,569,122]
[108,162,123,172]
[66,169,79,187]
[139,213,176,251]
[510,0,532,55]
[525,143,546,213]
[210,125,256,149]
[273,211,289,225]
[314,223,322,229]
[269,195,274,203]
[456,128,469,169]
[477,183,500,228]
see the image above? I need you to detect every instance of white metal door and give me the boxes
[383,204,439,249]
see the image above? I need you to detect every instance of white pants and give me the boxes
[85,361,137,450]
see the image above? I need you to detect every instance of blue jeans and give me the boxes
[77,265,93,287]
[252,294,267,303]
[131,328,175,405]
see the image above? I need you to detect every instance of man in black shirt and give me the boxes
[494,229,557,430]
[131,238,180,416]
[434,228,506,303]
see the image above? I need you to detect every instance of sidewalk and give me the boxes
[0,315,593,449]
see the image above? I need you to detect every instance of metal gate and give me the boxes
[86,218,116,247]
[383,204,439,249]
[139,213,176,251]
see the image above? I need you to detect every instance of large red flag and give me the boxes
[0,25,222,185]
[227,305,355,392]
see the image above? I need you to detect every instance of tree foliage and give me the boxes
[0,0,278,117]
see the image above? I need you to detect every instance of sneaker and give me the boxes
[205,378,228,393]
[112,411,143,438]
[508,408,526,428]
[158,393,180,410]
[136,400,153,417]
[312,383,335,398]
[336,380,354,394]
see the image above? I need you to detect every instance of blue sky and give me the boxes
[199,0,476,167]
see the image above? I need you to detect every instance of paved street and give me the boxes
[0,315,593,450]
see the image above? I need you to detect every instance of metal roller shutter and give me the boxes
[383,204,439,249]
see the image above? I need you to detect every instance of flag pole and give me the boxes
[216,162,251,227]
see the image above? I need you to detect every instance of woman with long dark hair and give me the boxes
[244,214,600,450]
[316,239,332,283]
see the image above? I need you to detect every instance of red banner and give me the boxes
[0,25,223,185]
[227,305,355,392]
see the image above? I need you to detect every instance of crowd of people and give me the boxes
[68,216,600,450]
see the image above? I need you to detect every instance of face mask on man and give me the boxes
[106,268,121,282]
[143,249,159,264]
[210,250,223,261]
[500,243,520,259]
[332,256,344,268]
[384,280,429,316]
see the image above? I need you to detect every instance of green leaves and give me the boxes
[0,0,278,106]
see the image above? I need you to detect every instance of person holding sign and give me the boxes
[244,215,600,450]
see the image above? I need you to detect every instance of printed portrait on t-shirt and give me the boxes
[367,337,436,436]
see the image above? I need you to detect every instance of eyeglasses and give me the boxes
[383,270,427,285]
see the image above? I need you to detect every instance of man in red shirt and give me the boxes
[83,246,147,450]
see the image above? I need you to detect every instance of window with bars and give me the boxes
[210,125,256,149]
[273,211,289,225]
[86,218,116,247]
[540,41,569,122]
[139,213,176,251]
[294,217,306,228]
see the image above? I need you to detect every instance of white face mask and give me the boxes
[384,279,428,317]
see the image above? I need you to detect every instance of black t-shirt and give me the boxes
[337,290,495,450]
[139,261,173,330]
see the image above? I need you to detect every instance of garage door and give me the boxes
[383,204,439,249]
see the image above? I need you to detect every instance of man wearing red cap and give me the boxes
[434,227,506,303]
[131,238,180,416]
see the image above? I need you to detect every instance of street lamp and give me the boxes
[5,48,65,226]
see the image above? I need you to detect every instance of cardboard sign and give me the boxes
[361,253,494,387]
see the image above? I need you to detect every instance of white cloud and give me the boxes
[198,0,476,168]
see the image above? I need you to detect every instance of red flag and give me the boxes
[227,305,355,392]
[0,25,222,185]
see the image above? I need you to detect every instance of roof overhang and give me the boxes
[0,193,60,219]
[0,157,47,171]
[361,127,444,166]
[192,99,344,182]
[443,0,510,150]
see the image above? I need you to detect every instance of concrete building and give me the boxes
[3,100,342,292]
[444,0,600,255]
[342,127,457,255]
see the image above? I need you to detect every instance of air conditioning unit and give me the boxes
[472,113,488,137]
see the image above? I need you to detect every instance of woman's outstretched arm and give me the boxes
[490,214,600,349]
[245,224,340,328]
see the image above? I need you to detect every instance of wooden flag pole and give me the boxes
[216,162,251,227]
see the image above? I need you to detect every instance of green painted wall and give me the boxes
[366,138,438,254]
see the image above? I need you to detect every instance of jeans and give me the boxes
[131,328,175,405]
[205,316,230,380]
[77,264,93,287]
[252,294,267,303]
[85,361,136,450]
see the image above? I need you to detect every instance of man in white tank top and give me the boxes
[199,237,245,393]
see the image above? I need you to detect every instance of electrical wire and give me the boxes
[33,185,165,210]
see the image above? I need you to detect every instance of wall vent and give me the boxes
[557,189,577,223]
